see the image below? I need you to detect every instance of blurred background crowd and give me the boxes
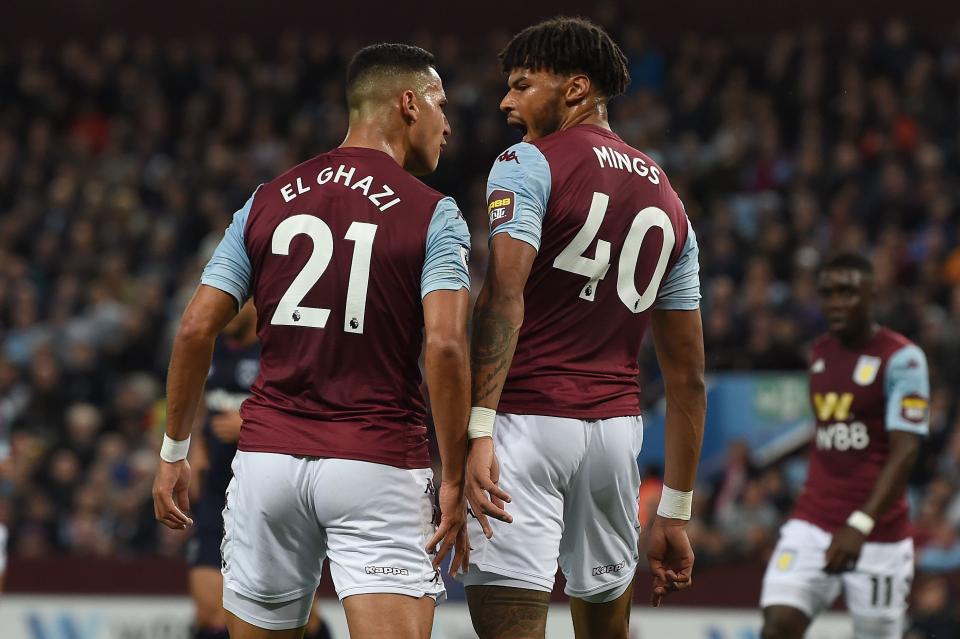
[0,8,958,626]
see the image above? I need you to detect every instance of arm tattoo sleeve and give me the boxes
[470,303,520,406]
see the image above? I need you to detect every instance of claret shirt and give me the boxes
[201,148,471,469]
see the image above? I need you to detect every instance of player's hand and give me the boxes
[211,411,242,443]
[824,525,865,574]
[465,437,513,538]
[425,480,469,577]
[645,515,694,607]
[152,459,194,530]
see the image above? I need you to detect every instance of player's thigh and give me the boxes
[843,538,913,638]
[225,610,305,639]
[341,593,434,639]
[318,459,444,603]
[559,416,642,601]
[221,452,326,630]
[760,519,841,619]
[466,413,587,591]
[569,580,633,639]
[190,566,227,628]
[466,585,550,639]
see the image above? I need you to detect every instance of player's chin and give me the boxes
[507,119,528,136]
[406,152,439,176]
[826,317,849,334]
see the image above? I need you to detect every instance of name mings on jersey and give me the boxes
[280,164,402,212]
[592,146,662,185]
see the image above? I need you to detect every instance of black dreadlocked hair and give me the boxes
[499,17,630,99]
[820,252,875,277]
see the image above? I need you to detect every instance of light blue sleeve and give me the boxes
[421,196,471,298]
[200,188,258,309]
[654,218,701,310]
[884,344,930,435]
[486,142,552,251]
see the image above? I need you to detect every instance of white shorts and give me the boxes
[461,413,643,601]
[761,519,913,637]
[221,451,445,630]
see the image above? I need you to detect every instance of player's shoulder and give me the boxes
[249,152,325,210]
[875,328,926,377]
[260,152,324,192]
[537,124,674,196]
[487,141,552,208]
[528,124,606,163]
[358,152,450,212]
[810,332,836,356]
[491,140,550,173]
[875,326,917,353]
[537,124,656,159]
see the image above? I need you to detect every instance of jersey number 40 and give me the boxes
[269,214,377,334]
[553,192,674,313]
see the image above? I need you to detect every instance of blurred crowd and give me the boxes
[0,12,958,617]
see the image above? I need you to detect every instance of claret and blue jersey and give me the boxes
[486,124,701,418]
[200,147,471,470]
[793,327,930,542]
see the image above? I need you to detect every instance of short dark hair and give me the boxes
[820,252,874,277]
[346,43,436,103]
[499,17,630,99]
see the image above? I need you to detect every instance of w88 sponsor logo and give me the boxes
[816,421,870,451]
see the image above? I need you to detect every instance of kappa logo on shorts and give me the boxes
[365,565,409,576]
[591,560,626,577]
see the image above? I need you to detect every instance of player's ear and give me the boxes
[564,74,591,104]
[400,89,419,125]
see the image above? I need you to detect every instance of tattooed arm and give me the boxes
[471,234,536,408]
[465,233,537,537]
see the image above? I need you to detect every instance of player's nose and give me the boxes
[500,94,513,113]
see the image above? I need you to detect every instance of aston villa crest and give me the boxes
[853,355,881,386]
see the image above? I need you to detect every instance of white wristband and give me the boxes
[656,485,693,520]
[846,510,875,536]
[160,434,191,463]
[467,407,496,439]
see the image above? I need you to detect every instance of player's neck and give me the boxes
[340,121,407,168]
[835,322,879,349]
[558,101,611,133]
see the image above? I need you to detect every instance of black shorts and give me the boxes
[186,495,226,569]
